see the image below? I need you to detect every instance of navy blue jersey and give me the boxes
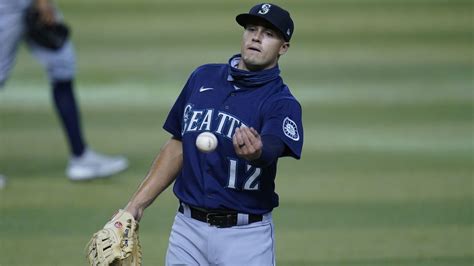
[163,55,303,215]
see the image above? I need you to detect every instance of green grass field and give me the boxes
[0,0,472,265]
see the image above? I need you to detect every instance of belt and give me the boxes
[178,204,263,228]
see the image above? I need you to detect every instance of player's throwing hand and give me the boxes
[233,127,263,161]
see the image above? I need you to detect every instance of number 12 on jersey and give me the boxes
[227,158,261,191]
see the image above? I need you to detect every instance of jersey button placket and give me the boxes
[223,89,237,110]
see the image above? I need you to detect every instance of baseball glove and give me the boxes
[24,4,70,50]
[86,210,142,266]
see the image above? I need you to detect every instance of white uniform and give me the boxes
[0,0,32,12]
[0,0,75,87]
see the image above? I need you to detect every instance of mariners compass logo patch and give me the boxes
[282,117,299,141]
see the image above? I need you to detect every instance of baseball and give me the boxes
[196,132,218,153]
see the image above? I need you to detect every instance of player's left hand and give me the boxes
[233,127,262,161]
[86,210,142,266]
[35,0,55,25]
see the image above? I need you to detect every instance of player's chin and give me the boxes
[242,56,265,70]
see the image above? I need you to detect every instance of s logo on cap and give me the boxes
[258,4,272,15]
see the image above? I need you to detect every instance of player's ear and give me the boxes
[279,42,290,56]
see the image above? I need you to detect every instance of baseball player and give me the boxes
[123,3,303,265]
[0,0,128,181]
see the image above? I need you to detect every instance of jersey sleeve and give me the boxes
[162,71,196,139]
[260,98,304,159]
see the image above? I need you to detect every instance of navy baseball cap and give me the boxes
[236,3,294,42]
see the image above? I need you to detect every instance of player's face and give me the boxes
[239,21,289,71]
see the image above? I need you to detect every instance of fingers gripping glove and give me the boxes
[24,4,70,50]
[86,210,142,266]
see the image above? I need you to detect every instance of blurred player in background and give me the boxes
[0,0,128,182]
[119,3,303,264]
